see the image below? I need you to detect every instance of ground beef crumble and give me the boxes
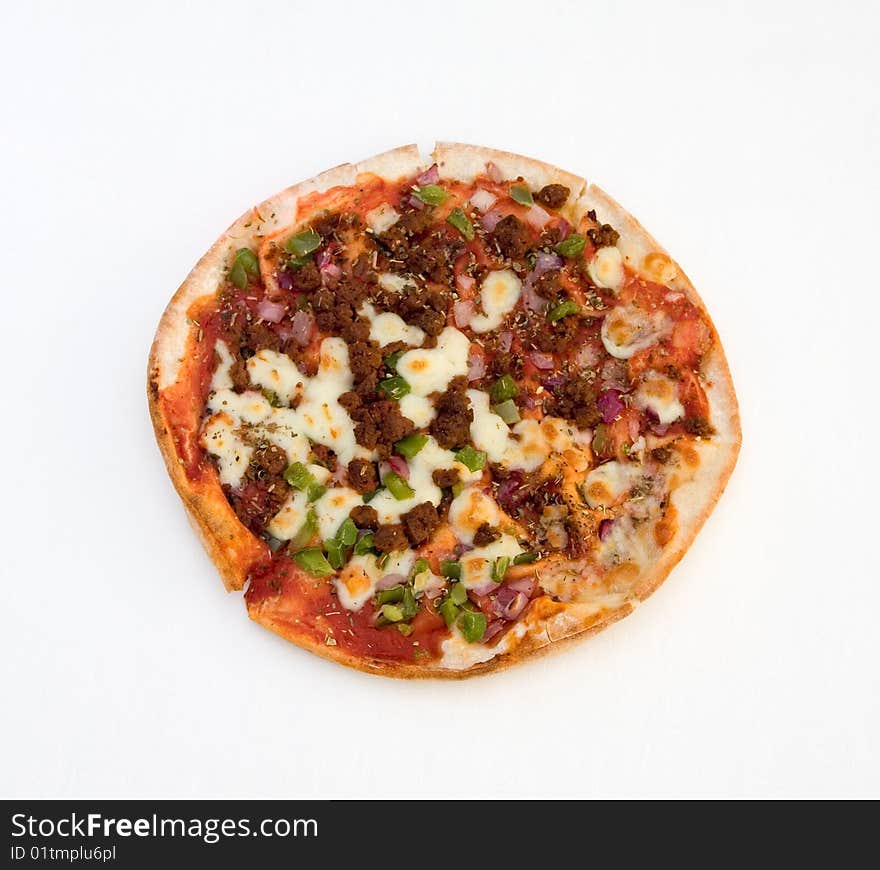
[401,502,441,547]
[347,458,378,494]
[374,523,409,553]
[491,214,531,260]
[473,523,501,547]
[535,184,570,209]
[430,376,473,449]
[349,504,379,529]
[432,467,460,489]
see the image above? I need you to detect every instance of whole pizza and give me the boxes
[148,143,740,677]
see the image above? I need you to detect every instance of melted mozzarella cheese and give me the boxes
[439,631,500,669]
[201,412,251,487]
[365,203,400,234]
[413,567,444,598]
[286,338,358,463]
[399,394,436,427]
[581,460,641,508]
[267,490,310,540]
[211,340,235,390]
[468,390,586,473]
[247,349,306,405]
[368,437,481,525]
[207,387,272,425]
[460,534,523,591]
[360,302,425,347]
[601,306,670,359]
[377,272,413,293]
[334,557,376,611]
[448,487,502,544]
[467,389,510,463]
[202,339,360,484]
[634,372,684,424]
[313,487,362,540]
[267,465,330,540]
[334,550,416,611]
[396,327,470,396]
[470,269,522,334]
[252,414,311,464]
[587,246,625,291]
[503,419,550,472]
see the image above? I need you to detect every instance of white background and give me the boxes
[2,0,878,799]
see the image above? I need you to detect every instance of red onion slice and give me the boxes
[320,262,342,286]
[506,575,536,596]
[377,573,406,591]
[551,217,572,241]
[467,348,486,381]
[628,414,640,441]
[493,585,529,620]
[529,351,555,370]
[521,278,547,313]
[540,373,565,389]
[387,455,409,480]
[276,269,294,292]
[574,343,601,369]
[455,272,475,293]
[482,619,505,643]
[257,299,286,323]
[408,194,425,210]
[290,310,313,346]
[469,188,497,213]
[525,204,551,230]
[597,389,625,423]
[498,330,513,352]
[495,473,526,511]
[454,299,475,328]
[481,209,504,232]
[598,519,614,541]
[416,164,440,186]
[534,251,564,275]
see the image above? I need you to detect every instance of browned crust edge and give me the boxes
[147,142,741,679]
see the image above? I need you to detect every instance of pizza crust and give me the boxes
[148,142,741,678]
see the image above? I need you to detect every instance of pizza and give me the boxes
[148,143,740,678]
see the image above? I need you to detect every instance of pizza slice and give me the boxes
[148,143,740,677]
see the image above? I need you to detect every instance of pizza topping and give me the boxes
[430,376,473,449]
[633,372,684,425]
[469,188,497,213]
[491,214,530,259]
[473,522,502,547]
[446,207,475,241]
[587,223,621,249]
[396,327,470,397]
[587,245,625,291]
[374,523,409,553]
[555,233,586,259]
[179,160,720,662]
[509,184,534,207]
[349,504,379,530]
[401,501,441,547]
[601,305,670,359]
[359,302,425,347]
[470,269,522,333]
[534,184,570,209]
[365,203,400,234]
